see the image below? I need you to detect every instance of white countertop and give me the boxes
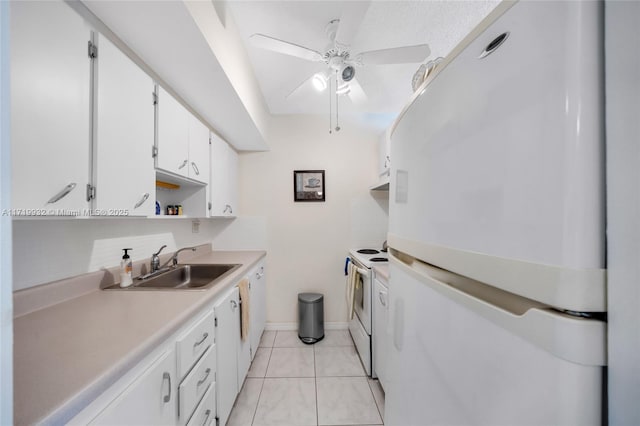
[13,248,266,426]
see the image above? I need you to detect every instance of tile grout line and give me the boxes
[314,343,319,426]
[366,378,385,425]
[251,331,274,426]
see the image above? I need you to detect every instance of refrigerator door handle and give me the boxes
[390,249,607,367]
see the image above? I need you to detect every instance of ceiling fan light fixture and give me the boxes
[341,64,355,82]
[312,72,328,91]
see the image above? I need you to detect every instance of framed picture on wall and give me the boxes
[293,170,325,202]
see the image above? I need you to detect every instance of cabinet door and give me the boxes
[214,287,239,426]
[227,145,239,215]
[209,134,229,216]
[377,131,391,177]
[237,284,251,386]
[156,86,189,177]
[10,0,91,213]
[250,262,267,359]
[91,349,176,425]
[187,116,210,185]
[95,35,155,216]
[373,277,389,390]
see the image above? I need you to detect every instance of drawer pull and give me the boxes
[162,372,171,403]
[193,332,209,349]
[379,290,387,307]
[46,182,76,204]
[134,192,150,209]
[201,409,211,426]
[197,368,211,387]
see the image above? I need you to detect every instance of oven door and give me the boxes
[351,258,372,335]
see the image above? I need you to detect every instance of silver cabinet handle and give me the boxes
[379,290,387,307]
[230,299,238,310]
[197,368,211,388]
[134,192,150,209]
[178,159,188,169]
[201,409,211,426]
[224,204,233,214]
[384,155,391,169]
[46,182,77,204]
[162,372,171,403]
[193,332,209,349]
[191,162,200,175]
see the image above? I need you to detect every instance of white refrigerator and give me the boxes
[386,1,607,425]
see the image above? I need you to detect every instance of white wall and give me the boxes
[605,1,640,424]
[236,114,388,325]
[0,1,13,422]
[12,218,235,291]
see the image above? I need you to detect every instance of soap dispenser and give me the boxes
[120,248,133,288]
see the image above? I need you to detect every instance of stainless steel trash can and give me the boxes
[298,293,324,344]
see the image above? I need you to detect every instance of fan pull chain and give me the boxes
[335,71,341,132]
[328,73,332,134]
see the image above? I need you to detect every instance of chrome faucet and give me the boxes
[150,245,167,273]
[138,246,196,281]
[159,246,197,269]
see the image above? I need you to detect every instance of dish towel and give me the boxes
[238,278,250,341]
[346,263,358,320]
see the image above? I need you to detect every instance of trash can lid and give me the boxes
[298,292,323,303]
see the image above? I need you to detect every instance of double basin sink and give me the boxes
[104,264,241,291]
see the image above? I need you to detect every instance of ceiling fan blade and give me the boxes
[250,34,324,62]
[335,2,370,48]
[357,44,431,65]
[347,77,368,106]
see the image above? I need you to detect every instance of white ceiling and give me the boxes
[228,0,500,128]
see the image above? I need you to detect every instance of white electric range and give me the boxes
[346,248,388,377]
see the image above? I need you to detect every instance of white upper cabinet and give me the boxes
[156,86,190,178]
[377,129,391,178]
[10,1,91,214]
[94,35,155,216]
[156,86,210,185]
[187,116,210,186]
[209,134,238,217]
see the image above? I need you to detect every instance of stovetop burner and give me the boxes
[357,249,379,254]
[370,257,388,262]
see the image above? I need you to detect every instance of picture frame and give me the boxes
[293,170,325,202]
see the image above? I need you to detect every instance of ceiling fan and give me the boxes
[249,4,431,109]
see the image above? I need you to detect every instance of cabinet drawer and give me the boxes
[179,345,216,422]
[186,382,216,426]
[177,310,214,379]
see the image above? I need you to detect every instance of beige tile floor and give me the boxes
[227,330,385,426]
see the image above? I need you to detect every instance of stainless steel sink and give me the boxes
[104,264,241,290]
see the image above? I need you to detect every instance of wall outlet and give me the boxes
[192,220,200,233]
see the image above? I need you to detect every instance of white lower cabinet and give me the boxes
[249,261,267,360]
[186,383,216,426]
[178,346,216,424]
[73,260,266,426]
[176,310,215,425]
[90,349,176,425]
[214,287,240,426]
